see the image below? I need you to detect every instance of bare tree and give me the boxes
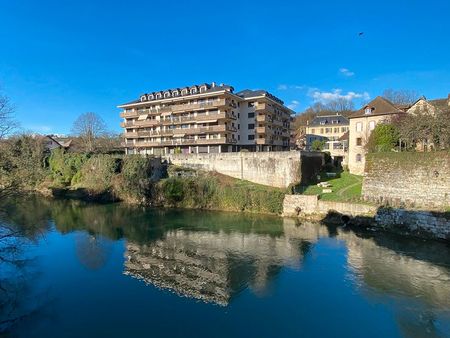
[326,98,354,113]
[71,112,107,153]
[382,89,419,106]
[0,93,17,140]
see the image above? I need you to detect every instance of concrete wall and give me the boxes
[363,152,450,209]
[164,151,323,188]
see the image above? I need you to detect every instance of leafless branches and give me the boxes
[71,112,107,152]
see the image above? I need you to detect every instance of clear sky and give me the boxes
[1,0,449,135]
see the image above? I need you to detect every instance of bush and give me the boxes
[113,155,154,202]
[77,155,121,191]
[49,149,88,185]
[311,140,326,151]
[366,123,400,153]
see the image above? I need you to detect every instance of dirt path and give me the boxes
[337,176,363,197]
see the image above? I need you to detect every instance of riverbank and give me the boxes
[283,194,450,241]
[2,148,449,241]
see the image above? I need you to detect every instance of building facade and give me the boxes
[118,83,294,155]
[348,96,405,175]
[305,114,349,164]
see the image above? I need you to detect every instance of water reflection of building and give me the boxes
[284,219,450,337]
[124,227,312,306]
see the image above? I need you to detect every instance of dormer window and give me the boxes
[164,91,171,98]
[148,94,154,100]
[140,95,147,102]
[365,107,372,115]
[190,88,197,94]
[181,89,188,96]
[200,85,207,93]
[156,93,162,99]
[173,90,179,97]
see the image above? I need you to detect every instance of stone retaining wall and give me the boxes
[363,152,450,209]
[282,195,376,218]
[164,151,323,188]
[282,194,450,240]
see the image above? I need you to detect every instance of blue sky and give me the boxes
[1,0,449,135]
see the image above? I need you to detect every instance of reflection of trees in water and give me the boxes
[75,233,113,270]
[0,221,50,333]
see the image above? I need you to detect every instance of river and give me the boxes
[0,196,449,337]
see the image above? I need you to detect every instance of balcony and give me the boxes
[272,119,283,127]
[255,102,275,114]
[256,126,272,135]
[120,111,138,118]
[256,138,269,145]
[159,112,233,125]
[156,98,230,114]
[256,114,272,123]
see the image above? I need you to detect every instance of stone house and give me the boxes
[348,97,406,175]
[406,94,450,151]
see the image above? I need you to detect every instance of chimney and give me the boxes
[211,82,216,88]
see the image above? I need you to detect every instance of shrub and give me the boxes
[311,140,326,151]
[49,149,88,185]
[366,123,400,153]
[113,155,154,202]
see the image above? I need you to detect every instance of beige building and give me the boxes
[406,95,450,151]
[305,114,349,164]
[348,96,405,175]
[118,83,293,155]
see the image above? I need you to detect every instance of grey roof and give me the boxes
[120,83,234,106]
[235,89,284,105]
[309,114,349,127]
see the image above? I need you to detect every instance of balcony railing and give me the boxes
[255,103,275,114]
[123,125,234,139]
[124,137,235,148]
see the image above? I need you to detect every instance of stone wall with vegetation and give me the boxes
[363,152,450,209]
[165,151,323,188]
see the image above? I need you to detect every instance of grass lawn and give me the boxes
[299,170,364,202]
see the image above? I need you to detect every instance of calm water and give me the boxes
[0,197,449,338]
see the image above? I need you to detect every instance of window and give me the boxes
[248,102,255,108]
[365,107,372,115]
[238,124,240,130]
[311,128,315,133]
[238,135,240,140]
[356,122,363,132]
[334,128,339,133]
[248,135,255,140]
[369,121,376,130]
[248,112,255,118]
[325,128,331,133]
[356,137,362,146]
[356,154,362,162]
[320,128,324,134]
[341,127,347,132]
[248,124,255,130]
